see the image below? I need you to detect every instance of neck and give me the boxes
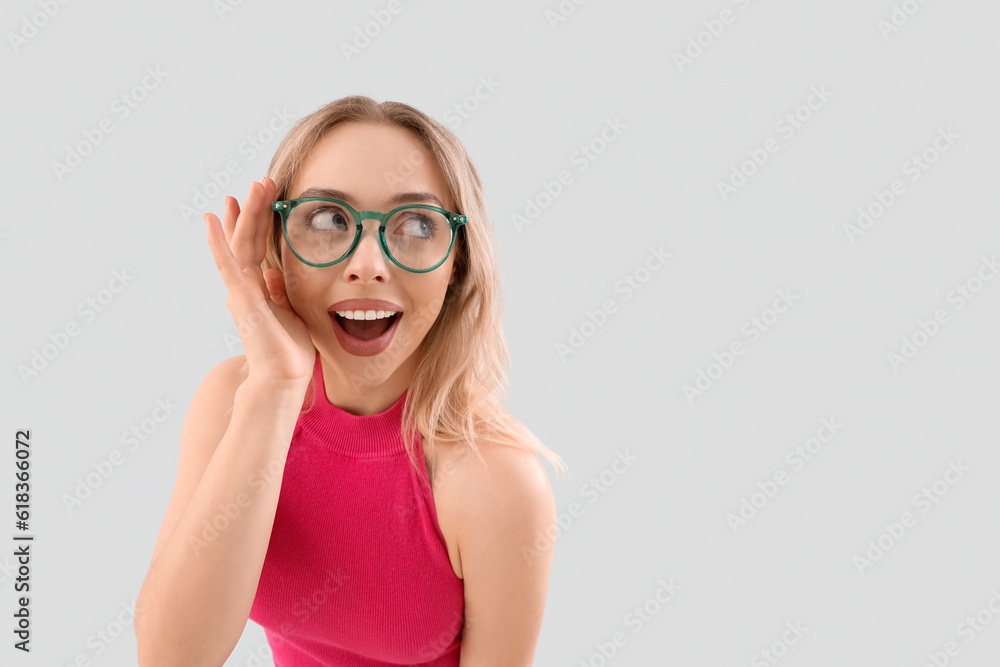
[319,350,416,416]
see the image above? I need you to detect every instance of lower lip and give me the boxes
[329,312,401,356]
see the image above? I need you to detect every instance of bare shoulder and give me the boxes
[471,440,551,496]
[197,354,254,429]
[439,432,559,658]
[213,354,251,390]
[433,434,552,498]
[444,434,556,546]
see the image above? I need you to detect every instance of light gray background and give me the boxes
[2,0,999,665]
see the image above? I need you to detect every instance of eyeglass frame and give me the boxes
[271,197,468,273]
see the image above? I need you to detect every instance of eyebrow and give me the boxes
[293,187,445,209]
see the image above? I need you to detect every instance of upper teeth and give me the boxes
[335,310,398,320]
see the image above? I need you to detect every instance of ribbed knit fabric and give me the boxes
[248,350,465,666]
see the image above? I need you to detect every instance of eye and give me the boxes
[397,213,437,239]
[309,206,351,231]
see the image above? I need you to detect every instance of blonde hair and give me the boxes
[262,95,568,485]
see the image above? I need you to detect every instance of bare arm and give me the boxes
[136,177,317,666]
[456,444,557,666]
[134,366,307,667]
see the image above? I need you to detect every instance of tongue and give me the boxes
[341,315,393,341]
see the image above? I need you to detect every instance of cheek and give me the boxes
[401,277,452,339]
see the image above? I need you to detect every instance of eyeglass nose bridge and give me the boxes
[344,212,390,262]
[355,210,389,223]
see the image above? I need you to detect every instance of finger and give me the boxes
[244,179,272,295]
[207,210,270,313]
[222,196,237,246]
[232,180,264,267]
[253,177,277,267]
[204,211,244,295]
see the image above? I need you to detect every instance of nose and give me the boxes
[342,218,389,283]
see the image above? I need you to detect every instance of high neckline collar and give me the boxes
[308,349,410,458]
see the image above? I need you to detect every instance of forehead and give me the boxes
[288,121,454,210]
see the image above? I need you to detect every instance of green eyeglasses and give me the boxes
[272,197,467,273]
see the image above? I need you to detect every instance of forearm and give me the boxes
[135,378,305,667]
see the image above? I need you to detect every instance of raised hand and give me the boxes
[204,177,316,389]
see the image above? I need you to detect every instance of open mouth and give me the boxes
[331,310,400,342]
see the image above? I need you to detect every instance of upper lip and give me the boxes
[328,298,403,313]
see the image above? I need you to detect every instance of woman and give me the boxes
[135,95,569,666]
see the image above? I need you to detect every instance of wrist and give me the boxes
[237,374,310,408]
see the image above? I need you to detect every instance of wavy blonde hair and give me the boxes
[261,95,568,485]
